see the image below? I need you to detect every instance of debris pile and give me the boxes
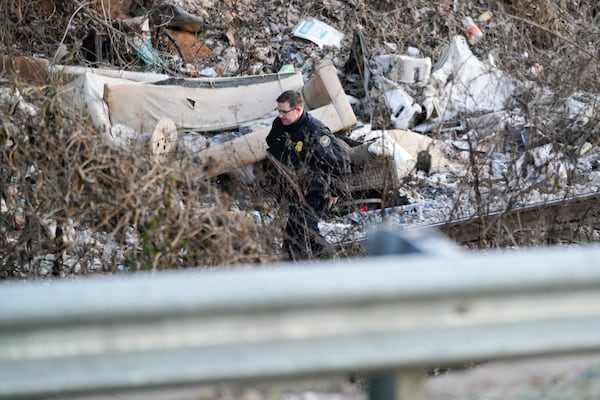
[1,0,599,277]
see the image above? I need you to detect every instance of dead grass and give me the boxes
[0,85,277,278]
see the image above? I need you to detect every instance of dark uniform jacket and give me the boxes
[265,111,350,199]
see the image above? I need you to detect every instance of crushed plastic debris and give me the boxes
[462,17,484,44]
[292,18,345,48]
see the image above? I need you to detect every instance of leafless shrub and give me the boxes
[0,81,277,279]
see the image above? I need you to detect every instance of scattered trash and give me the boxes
[346,201,436,226]
[426,35,515,120]
[0,87,38,116]
[279,64,295,73]
[374,54,432,85]
[529,63,543,79]
[381,78,423,130]
[131,19,164,72]
[134,38,164,71]
[179,63,200,77]
[292,18,345,49]
[562,92,600,125]
[406,46,420,57]
[347,128,454,179]
[39,254,55,268]
[478,11,493,24]
[3,0,600,275]
[384,42,398,52]
[198,66,218,77]
[462,16,484,44]
[514,143,572,187]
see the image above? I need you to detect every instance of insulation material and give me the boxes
[103,72,305,133]
[57,72,134,144]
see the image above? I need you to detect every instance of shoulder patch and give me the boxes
[319,135,331,147]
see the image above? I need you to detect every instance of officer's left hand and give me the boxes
[327,196,339,209]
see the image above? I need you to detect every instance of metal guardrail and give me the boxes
[3,229,600,399]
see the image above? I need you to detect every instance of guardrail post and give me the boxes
[367,370,425,400]
[366,227,451,400]
[367,372,397,400]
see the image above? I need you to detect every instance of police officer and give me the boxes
[265,90,350,260]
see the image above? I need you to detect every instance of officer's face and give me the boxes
[277,101,302,126]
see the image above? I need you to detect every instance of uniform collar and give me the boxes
[285,110,308,133]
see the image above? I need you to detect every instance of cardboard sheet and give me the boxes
[104,72,305,133]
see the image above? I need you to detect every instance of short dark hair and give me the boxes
[277,90,304,108]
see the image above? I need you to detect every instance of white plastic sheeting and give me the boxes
[56,73,134,146]
[377,35,515,129]
[425,35,515,120]
[382,78,423,130]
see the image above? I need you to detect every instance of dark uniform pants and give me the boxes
[284,192,329,260]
